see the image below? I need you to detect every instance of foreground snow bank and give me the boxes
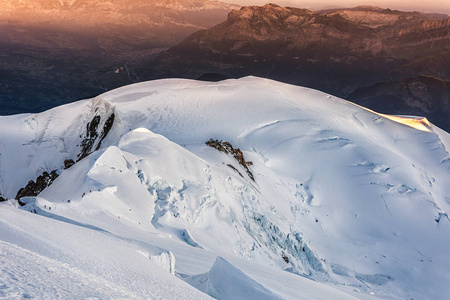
[0,203,212,299]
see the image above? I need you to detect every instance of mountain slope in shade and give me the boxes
[348,75,450,130]
[1,77,450,299]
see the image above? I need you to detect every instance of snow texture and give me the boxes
[184,257,284,300]
[1,76,450,299]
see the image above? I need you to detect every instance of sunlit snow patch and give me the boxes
[380,114,432,132]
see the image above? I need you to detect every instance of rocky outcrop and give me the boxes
[64,159,76,169]
[78,115,101,161]
[15,171,59,205]
[96,113,115,151]
[206,139,254,181]
[13,99,119,205]
[77,99,119,161]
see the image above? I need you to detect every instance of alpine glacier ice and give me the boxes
[1,76,449,299]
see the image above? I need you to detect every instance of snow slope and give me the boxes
[1,76,450,299]
[0,202,211,299]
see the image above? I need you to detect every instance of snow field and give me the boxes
[1,76,449,299]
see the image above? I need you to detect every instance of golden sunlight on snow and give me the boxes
[381,114,432,132]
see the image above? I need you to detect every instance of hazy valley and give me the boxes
[2,1,449,131]
[1,0,237,113]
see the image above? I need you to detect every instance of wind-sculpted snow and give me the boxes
[1,76,450,299]
[33,128,326,278]
[184,257,284,300]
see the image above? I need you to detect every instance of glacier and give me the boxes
[1,76,450,299]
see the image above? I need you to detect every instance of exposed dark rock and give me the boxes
[0,196,6,202]
[77,112,115,161]
[78,115,101,161]
[95,113,115,151]
[206,139,255,181]
[64,159,76,169]
[226,164,244,178]
[15,170,59,205]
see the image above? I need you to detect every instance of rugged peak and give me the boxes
[227,4,312,22]
[321,5,439,28]
[224,3,438,30]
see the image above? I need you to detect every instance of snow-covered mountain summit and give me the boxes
[1,77,450,299]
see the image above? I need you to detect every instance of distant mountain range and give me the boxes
[149,4,449,82]
[1,0,237,32]
[0,0,237,114]
[2,2,449,131]
[147,4,450,129]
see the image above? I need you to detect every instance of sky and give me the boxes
[225,0,450,14]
